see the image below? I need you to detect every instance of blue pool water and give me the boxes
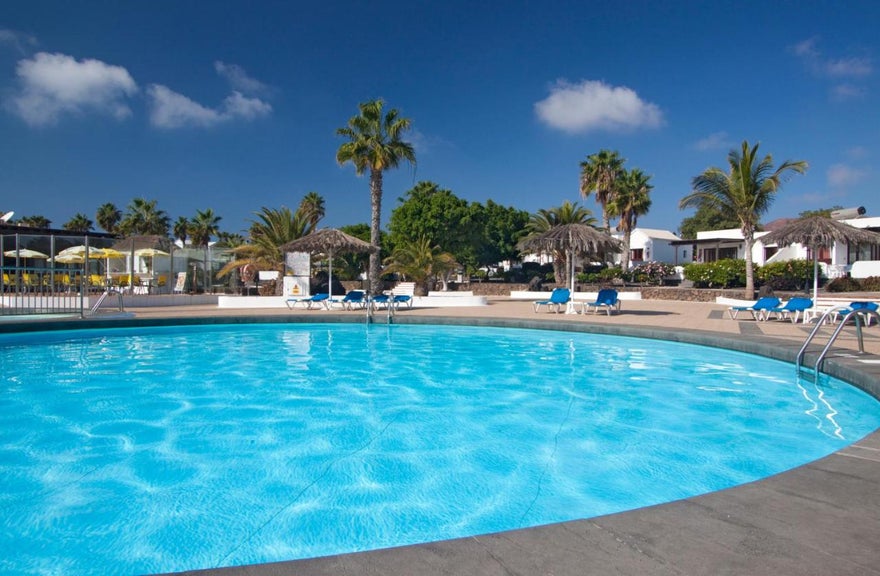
[1,323,878,575]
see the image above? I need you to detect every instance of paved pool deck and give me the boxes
[10,297,880,575]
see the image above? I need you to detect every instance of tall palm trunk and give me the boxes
[742,231,755,299]
[621,232,632,271]
[369,168,383,294]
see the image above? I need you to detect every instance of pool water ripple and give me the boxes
[1,323,879,575]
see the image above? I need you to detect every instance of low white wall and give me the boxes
[218,296,286,309]
[850,261,880,279]
[217,294,488,309]
[510,290,642,301]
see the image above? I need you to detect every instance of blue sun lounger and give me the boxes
[286,293,329,310]
[581,288,620,315]
[727,296,780,320]
[340,290,367,310]
[533,288,570,313]
[765,297,813,323]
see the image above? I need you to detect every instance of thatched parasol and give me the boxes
[280,228,378,296]
[760,216,880,301]
[518,223,623,301]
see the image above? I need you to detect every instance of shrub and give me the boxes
[597,267,625,282]
[756,259,815,291]
[826,276,862,292]
[630,261,676,286]
[860,276,880,291]
[683,259,746,288]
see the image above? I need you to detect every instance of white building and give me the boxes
[612,228,693,268]
[673,214,880,278]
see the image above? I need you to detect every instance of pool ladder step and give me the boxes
[797,306,879,383]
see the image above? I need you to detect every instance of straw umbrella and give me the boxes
[518,223,623,312]
[113,235,174,287]
[280,228,378,297]
[134,248,170,276]
[4,248,49,259]
[760,215,880,302]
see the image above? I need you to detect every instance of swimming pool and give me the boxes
[1,322,878,575]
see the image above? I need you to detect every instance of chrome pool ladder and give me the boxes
[88,288,125,316]
[797,305,879,382]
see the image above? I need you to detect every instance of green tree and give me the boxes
[298,192,326,230]
[189,208,222,292]
[336,223,376,281]
[382,235,457,294]
[215,231,246,248]
[679,140,808,298]
[678,203,740,239]
[119,198,170,236]
[798,206,842,218]
[336,98,416,293]
[608,168,653,270]
[16,215,51,228]
[522,201,598,284]
[579,149,626,231]
[172,216,190,245]
[62,213,94,232]
[475,200,530,271]
[96,203,121,234]
[388,181,480,271]
[217,206,314,294]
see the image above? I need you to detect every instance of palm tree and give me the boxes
[298,192,326,230]
[216,206,314,294]
[172,216,190,246]
[96,203,121,234]
[17,215,51,228]
[336,98,416,293]
[62,213,94,232]
[382,235,457,295]
[215,231,246,248]
[679,140,808,298]
[608,168,653,271]
[579,149,626,231]
[119,198,170,236]
[522,201,598,284]
[189,208,222,292]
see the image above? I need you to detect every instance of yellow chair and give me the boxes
[89,274,106,290]
[24,273,44,291]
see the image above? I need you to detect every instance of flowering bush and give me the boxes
[755,259,814,290]
[683,259,747,288]
[630,261,676,285]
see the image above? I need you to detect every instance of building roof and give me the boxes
[634,228,682,241]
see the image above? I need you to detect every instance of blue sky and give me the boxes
[1,1,878,237]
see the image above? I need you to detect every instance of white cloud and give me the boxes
[222,90,272,119]
[694,131,733,151]
[147,84,221,128]
[825,57,872,78]
[0,28,38,54]
[791,38,819,58]
[8,52,137,126]
[826,163,867,189]
[791,37,872,78]
[845,146,869,160]
[214,61,268,95]
[535,79,663,134]
[831,83,865,100]
[148,84,271,129]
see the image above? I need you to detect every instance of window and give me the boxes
[631,248,644,262]
[719,247,738,260]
